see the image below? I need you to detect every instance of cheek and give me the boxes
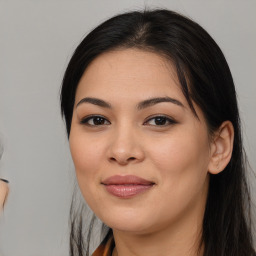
[143,129,210,226]
[69,130,105,191]
[147,127,210,189]
[70,130,101,169]
[69,132,106,210]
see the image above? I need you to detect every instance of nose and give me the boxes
[107,126,145,165]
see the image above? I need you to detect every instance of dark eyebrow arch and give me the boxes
[76,96,184,110]
[137,97,184,110]
[76,97,111,108]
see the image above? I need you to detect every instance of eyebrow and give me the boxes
[76,97,111,108]
[137,97,184,110]
[76,96,184,109]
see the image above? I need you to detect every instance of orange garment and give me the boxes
[92,233,115,256]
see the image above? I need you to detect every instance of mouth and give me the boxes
[101,175,155,198]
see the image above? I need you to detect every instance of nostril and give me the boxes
[109,156,136,163]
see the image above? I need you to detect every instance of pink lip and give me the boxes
[101,175,155,198]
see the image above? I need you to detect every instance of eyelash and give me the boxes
[80,115,177,127]
[80,115,110,126]
[144,115,177,126]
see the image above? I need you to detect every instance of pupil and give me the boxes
[94,117,104,125]
[155,117,166,125]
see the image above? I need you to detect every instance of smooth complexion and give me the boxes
[69,49,234,256]
[0,179,9,212]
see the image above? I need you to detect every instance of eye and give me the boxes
[144,115,177,126]
[80,115,111,126]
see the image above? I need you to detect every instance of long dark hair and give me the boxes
[60,9,255,256]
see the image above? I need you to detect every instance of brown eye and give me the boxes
[80,115,110,126]
[144,116,177,126]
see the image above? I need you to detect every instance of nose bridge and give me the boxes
[108,121,144,164]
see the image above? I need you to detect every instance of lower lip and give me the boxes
[104,184,153,198]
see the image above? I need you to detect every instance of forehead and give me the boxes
[75,49,185,105]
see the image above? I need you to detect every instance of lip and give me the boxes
[101,175,155,198]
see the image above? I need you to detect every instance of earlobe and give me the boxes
[208,121,234,175]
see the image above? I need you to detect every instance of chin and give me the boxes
[107,220,153,234]
[98,209,157,234]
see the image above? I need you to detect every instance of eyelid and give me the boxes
[143,115,177,126]
[80,115,111,126]
[79,114,177,126]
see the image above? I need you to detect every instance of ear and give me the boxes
[208,121,234,175]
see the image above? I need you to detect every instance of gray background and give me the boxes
[0,1,255,255]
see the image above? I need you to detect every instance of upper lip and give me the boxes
[101,175,154,185]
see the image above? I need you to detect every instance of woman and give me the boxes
[60,9,255,256]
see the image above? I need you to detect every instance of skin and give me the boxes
[69,49,234,256]
[0,180,8,212]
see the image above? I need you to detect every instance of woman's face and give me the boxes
[69,49,212,234]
